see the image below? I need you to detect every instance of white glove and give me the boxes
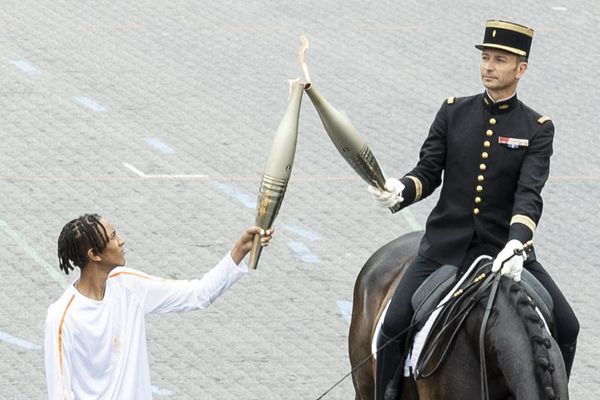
[492,239,527,282]
[367,178,404,209]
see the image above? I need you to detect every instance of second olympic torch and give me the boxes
[304,83,401,212]
[248,80,305,269]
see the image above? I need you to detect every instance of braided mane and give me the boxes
[507,281,560,400]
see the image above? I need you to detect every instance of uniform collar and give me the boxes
[482,91,519,115]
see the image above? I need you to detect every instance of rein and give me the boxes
[416,268,495,378]
[479,272,501,400]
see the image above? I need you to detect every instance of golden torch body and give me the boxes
[249,81,305,269]
[305,83,400,212]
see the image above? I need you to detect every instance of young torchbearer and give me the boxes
[44,213,273,399]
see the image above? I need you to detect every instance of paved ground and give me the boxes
[0,1,598,399]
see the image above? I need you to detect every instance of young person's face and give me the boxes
[97,219,126,268]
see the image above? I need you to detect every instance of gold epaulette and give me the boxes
[537,116,551,124]
[447,97,456,105]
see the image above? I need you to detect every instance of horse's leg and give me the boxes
[349,271,386,399]
[349,235,422,399]
[349,263,408,399]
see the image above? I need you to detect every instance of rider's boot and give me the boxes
[558,340,577,380]
[376,331,404,400]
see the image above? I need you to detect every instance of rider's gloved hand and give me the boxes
[492,239,527,282]
[368,178,404,209]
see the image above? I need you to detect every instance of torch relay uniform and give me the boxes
[44,252,247,400]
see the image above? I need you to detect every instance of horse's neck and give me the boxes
[475,284,549,399]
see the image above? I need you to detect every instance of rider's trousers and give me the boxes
[376,256,441,400]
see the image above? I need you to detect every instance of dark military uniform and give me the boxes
[376,20,578,400]
[398,91,553,265]
[377,92,578,400]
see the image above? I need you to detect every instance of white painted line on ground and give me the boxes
[336,300,353,324]
[10,60,40,75]
[552,6,567,11]
[151,385,174,396]
[73,96,107,112]
[0,218,67,289]
[287,241,320,263]
[122,163,207,179]
[123,162,147,177]
[280,223,322,241]
[0,330,42,350]
[210,181,256,208]
[144,138,176,155]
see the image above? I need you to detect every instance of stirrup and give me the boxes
[383,362,404,400]
[384,381,399,400]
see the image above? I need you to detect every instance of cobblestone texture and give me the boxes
[0,1,598,399]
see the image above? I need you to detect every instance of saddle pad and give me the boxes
[404,255,492,376]
[370,256,489,362]
[411,264,459,331]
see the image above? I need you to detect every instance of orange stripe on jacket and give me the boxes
[58,294,76,399]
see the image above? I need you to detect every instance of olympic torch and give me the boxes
[248,80,304,269]
[299,35,400,212]
[304,83,401,212]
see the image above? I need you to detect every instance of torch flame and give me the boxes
[299,34,311,84]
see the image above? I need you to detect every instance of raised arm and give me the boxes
[111,226,273,314]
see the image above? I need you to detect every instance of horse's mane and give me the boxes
[506,281,560,400]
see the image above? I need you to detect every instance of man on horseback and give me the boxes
[368,20,579,400]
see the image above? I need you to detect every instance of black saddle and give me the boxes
[410,262,555,332]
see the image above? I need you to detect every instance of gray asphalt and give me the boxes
[0,1,598,399]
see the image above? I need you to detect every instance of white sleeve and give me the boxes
[44,307,74,400]
[122,252,248,314]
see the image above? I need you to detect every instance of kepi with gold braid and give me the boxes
[475,20,534,59]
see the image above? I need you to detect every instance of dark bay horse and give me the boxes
[348,231,568,400]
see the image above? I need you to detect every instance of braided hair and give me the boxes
[509,282,559,400]
[57,214,109,275]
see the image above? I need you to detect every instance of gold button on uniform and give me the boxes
[479,163,487,171]
[476,185,483,192]
[483,141,491,148]
[475,196,482,204]
[481,152,489,159]
[478,175,485,182]
[473,208,480,215]
[486,129,493,136]
[489,118,496,125]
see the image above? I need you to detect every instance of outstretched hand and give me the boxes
[230,226,274,265]
[368,178,404,209]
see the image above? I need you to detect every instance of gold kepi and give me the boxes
[304,83,401,212]
[248,80,305,269]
